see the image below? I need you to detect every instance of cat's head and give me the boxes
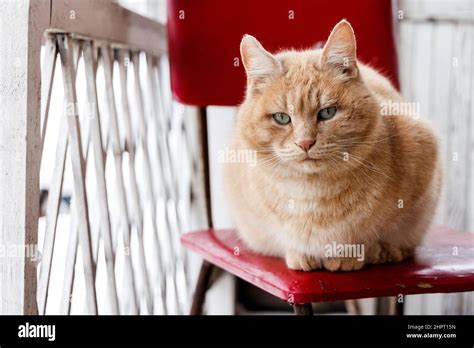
[238,20,380,175]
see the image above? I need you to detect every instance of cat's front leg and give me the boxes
[285,250,322,271]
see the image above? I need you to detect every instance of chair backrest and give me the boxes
[167,0,399,106]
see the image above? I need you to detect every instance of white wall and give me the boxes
[397,0,473,315]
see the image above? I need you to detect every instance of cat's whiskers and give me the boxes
[325,155,378,192]
[338,155,381,188]
[257,147,277,153]
[257,158,281,170]
[315,143,338,150]
[334,139,395,159]
[336,150,395,183]
[344,151,394,179]
[310,149,337,159]
[336,124,420,147]
[225,154,282,194]
[257,152,281,164]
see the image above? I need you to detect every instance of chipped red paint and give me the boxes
[181,227,474,304]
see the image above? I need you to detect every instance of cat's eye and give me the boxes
[318,106,337,120]
[272,112,291,125]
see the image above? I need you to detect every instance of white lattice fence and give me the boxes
[37,34,203,315]
[0,0,206,315]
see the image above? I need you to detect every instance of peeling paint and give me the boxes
[417,282,433,289]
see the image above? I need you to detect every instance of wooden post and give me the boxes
[293,303,314,315]
[197,107,213,229]
[0,0,49,314]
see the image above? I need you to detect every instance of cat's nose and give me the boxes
[295,138,316,152]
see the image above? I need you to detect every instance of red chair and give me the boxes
[167,0,474,314]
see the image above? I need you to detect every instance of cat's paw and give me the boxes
[285,251,322,271]
[322,257,365,272]
[367,242,414,264]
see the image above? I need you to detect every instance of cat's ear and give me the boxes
[240,35,281,89]
[320,20,358,79]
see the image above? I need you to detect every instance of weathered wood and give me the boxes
[40,35,58,155]
[49,0,167,56]
[39,37,80,315]
[410,22,432,117]
[468,25,474,316]
[398,2,474,315]
[129,51,168,314]
[2,0,178,315]
[197,107,213,229]
[117,49,153,314]
[184,227,474,308]
[83,41,120,314]
[376,297,396,315]
[186,107,210,233]
[428,22,455,231]
[180,107,209,293]
[154,59,183,235]
[398,0,474,23]
[0,0,49,315]
[53,40,82,315]
[37,74,70,315]
[153,55,190,309]
[57,41,121,315]
[442,23,473,315]
[190,261,214,315]
[293,303,313,315]
[60,204,78,314]
[344,299,361,315]
[57,34,97,315]
[145,54,184,313]
[101,45,139,314]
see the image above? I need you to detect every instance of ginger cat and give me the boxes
[223,20,441,271]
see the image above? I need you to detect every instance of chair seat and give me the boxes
[181,227,474,304]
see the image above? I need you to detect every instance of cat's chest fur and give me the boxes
[257,169,361,219]
[234,163,387,253]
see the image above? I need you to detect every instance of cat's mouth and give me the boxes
[300,156,318,162]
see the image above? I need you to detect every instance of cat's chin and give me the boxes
[290,158,329,175]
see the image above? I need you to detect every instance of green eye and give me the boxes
[318,106,337,120]
[272,112,291,125]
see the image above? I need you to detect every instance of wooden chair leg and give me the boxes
[190,260,215,315]
[345,299,361,315]
[190,107,216,315]
[395,299,404,315]
[376,296,403,315]
[293,303,313,315]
